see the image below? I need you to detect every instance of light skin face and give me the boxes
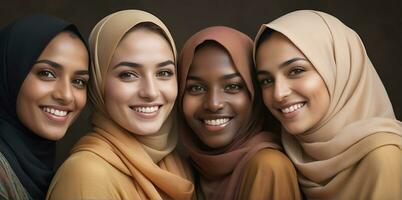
[256,32,330,135]
[183,43,251,148]
[16,31,89,141]
[104,28,177,135]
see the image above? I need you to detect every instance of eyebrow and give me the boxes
[257,57,308,75]
[187,72,241,82]
[114,60,175,69]
[35,60,61,69]
[279,57,307,68]
[222,72,241,80]
[35,60,89,75]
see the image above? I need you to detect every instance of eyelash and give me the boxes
[37,70,87,89]
[187,84,206,94]
[224,83,243,93]
[186,83,243,95]
[289,67,306,76]
[156,69,174,79]
[118,71,139,80]
[259,66,306,87]
[72,79,88,89]
[259,78,274,87]
[37,70,56,79]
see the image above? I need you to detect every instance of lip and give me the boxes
[129,104,163,120]
[39,105,72,124]
[198,115,234,132]
[275,101,306,120]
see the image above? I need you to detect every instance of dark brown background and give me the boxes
[1,0,401,166]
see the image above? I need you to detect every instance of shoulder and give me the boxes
[53,151,114,181]
[47,151,120,200]
[360,145,401,172]
[245,149,296,174]
[0,152,30,200]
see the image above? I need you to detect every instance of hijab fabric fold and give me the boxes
[0,14,85,200]
[179,26,281,200]
[72,10,193,200]
[254,10,402,198]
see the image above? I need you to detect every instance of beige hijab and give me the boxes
[72,10,193,199]
[254,10,402,198]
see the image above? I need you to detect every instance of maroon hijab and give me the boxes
[178,26,280,200]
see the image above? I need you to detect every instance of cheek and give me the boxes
[182,94,199,120]
[17,75,51,107]
[104,79,135,108]
[261,88,274,110]
[72,89,87,110]
[159,79,178,103]
[298,75,330,119]
[231,93,251,116]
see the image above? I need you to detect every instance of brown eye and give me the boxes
[118,71,139,81]
[289,67,305,76]
[72,79,87,89]
[156,70,174,78]
[224,83,242,93]
[260,78,273,86]
[37,70,56,79]
[187,84,206,95]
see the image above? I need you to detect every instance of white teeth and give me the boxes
[42,107,68,117]
[204,118,230,126]
[281,103,305,114]
[133,106,159,113]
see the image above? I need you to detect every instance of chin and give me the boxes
[37,129,67,141]
[283,125,306,135]
[201,135,232,149]
[128,124,164,136]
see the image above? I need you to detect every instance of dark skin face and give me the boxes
[183,44,251,148]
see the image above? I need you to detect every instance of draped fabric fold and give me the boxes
[254,10,402,199]
[179,26,282,200]
[0,14,85,200]
[47,10,194,200]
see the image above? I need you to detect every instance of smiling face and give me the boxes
[255,32,330,135]
[16,31,89,140]
[183,42,251,148]
[104,27,177,135]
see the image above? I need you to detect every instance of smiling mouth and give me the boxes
[131,105,160,113]
[201,118,232,132]
[41,106,69,117]
[130,105,162,119]
[279,102,306,114]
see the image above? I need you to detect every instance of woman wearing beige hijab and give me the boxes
[254,10,402,199]
[46,10,194,200]
[179,26,301,200]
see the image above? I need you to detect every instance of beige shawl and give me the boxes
[47,10,194,200]
[254,10,402,199]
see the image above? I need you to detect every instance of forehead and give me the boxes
[109,29,174,68]
[256,32,306,67]
[36,32,88,68]
[188,44,238,78]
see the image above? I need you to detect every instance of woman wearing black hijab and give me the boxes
[0,14,89,200]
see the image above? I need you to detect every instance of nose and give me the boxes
[203,87,224,112]
[138,76,159,101]
[52,78,74,105]
[273,77,291,102]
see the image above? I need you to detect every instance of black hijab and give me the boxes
[0,14,87,200]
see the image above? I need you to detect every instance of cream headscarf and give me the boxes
[72,10,193,200]
[254,10,402,198]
